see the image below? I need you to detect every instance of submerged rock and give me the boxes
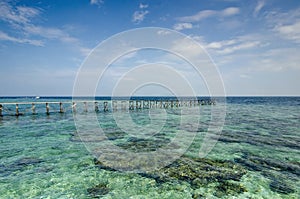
[116,136,171,152]
[13,157,43,167]
[215,181,247,197]
[70,129,127,142]
[235,153,298,194]
[154,156,247,186]
[218,130,300,150]
[269,179,295,194]
[87,182,110,198]
[94,155,248,196]
[0,157,44,176]
[235,154,300,176]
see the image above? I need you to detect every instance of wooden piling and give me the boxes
[32,103,36,114]
[15,104,19,116]
[0,104,2,116]
[150,101,154,108]
[112,101,117,111]
[136,101,141,109]
[159,101,162,108]
[59,102,64,113]
[121,101,126,110]
[46,103,50,115]
[72,102,76,113]
[129,101,134,110]
[143,100,149,109]
[103,101,108,112]
[164,101,169,109]
[84,102,88,112]
[95,102,99,112]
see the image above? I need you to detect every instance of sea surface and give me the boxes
[0,97,299,198]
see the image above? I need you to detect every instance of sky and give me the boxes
[0,0,300,96]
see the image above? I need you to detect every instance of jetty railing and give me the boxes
[0,99,216,117]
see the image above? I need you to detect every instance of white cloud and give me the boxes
[0,1,89,56]
[206,39,237,49]
[253,48,300,71]
[139,3,148,9]
[205,36,262,55]
[254,0,265,16]
[157,30,171,35]
[132,3,150,24]
[266,8,300,44]
[173,23,193,31]
[217,41,261,54]
[113,51,138,65]
[171,38,206,59]
[274,20,300,43]
[90,0,104,6]
[178,10,215,22]
[0,31,43,46]
[178,7,239,22]
[222,7,240,17]
[132,10,149,23]
[0,1,76,44]
[79,47,93,57]
[23,25,78,43]
[0,2,40,25]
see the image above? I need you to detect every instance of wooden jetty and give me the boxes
[0,99,216,117]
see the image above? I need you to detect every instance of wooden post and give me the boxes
[164,101,169,109]
[212,99,216,105]
[95,102,99,112]
[72,102,76,113]
[84,102,88,112]
[46,103,50,115]
[135,101,141,110]
[59,102,64,113]
[15,104,19,116]
[103,101,108,112]
[32,103,36,114]
[129,101,134,110]
[121,101,126,110]
[0,104,2,116]
[143,100,149,109]
[150,101,154,108]
[112,101,117,111]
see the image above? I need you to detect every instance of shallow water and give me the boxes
[0,97,299,198]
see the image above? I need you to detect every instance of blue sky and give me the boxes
[0,0,300,96]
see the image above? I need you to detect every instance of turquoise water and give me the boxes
[0,97,299,198]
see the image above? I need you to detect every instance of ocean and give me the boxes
[0,97,299,198]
